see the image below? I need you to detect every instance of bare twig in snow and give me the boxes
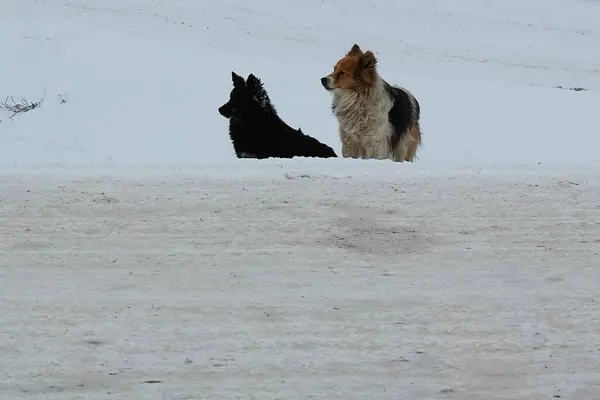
[0,96,45,119]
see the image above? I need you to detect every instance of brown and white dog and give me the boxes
[321,44,422,162]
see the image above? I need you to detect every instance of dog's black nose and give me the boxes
[218,105,230,118]
[320,77,329,88]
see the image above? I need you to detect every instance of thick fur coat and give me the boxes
[321,44,422,162]
[219,72,337,159]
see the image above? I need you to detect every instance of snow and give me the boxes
[1,0,600,398]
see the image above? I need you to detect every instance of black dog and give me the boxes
[218,72,337,159]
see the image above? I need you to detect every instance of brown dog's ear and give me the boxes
[354,51,377,85]
[346,44,363,57]
[356,51,377,73]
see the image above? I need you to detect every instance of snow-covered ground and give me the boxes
[1,0,600,399]
[3,164,600,399]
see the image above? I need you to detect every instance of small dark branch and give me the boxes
[0,96,45,119]
[555,85,588,92]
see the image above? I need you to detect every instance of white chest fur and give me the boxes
[331,81,394,159]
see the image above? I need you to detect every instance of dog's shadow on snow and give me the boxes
[318,202,436,256]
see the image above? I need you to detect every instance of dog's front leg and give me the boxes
[341,132,363,158]
[342,143,363,158]
[364,139,390,160]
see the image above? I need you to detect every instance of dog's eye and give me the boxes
[338,71,345,78]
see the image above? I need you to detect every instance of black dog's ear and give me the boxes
[232,71,245,87]
[246,74,261,90]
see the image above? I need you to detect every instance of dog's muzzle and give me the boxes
[321,77,332,90]
[218,104,232,118]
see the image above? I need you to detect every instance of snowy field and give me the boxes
[1,0,600,399]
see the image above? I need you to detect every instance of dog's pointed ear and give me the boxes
[246,74,262,93]
[356,50,377,73]
[232,71,245,87]
[347,44,363,57]
[246,74,262,90]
